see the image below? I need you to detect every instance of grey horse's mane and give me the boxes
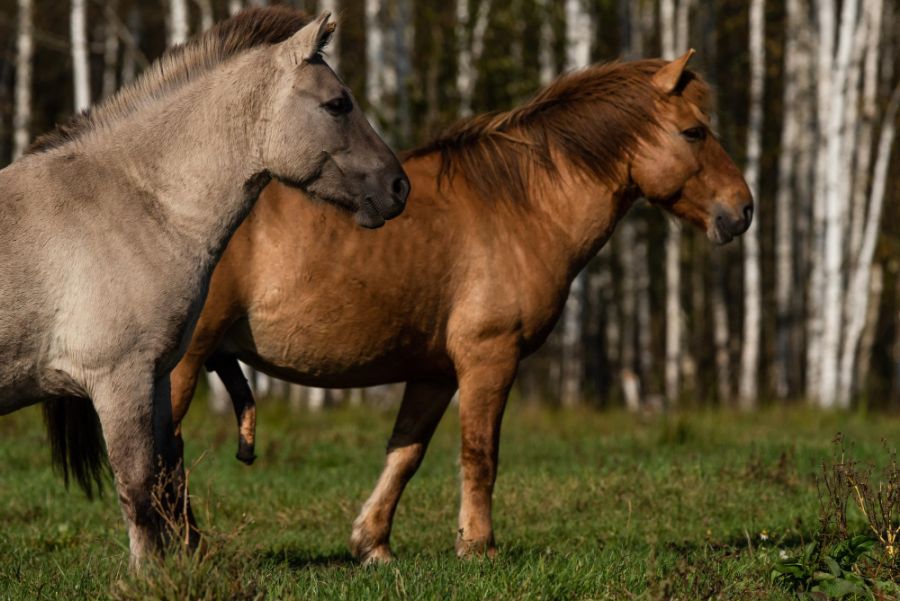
[27,6,311,154]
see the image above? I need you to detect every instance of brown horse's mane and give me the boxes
[406,60,712,202]
[27,6,312,154]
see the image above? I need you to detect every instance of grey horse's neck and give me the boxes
[78,49,273,267]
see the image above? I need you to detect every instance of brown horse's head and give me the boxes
[631,51,753,244]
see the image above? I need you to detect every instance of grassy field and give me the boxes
[0,398,897,600]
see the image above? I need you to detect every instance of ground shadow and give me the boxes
[257,547,357,570]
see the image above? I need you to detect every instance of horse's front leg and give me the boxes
[454,346,518,558]
[93,373,198,568]
[350,379,457,564]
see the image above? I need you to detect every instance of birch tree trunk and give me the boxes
[559,0,592,407]
[71,0,91,113]
[738,0,764,409]
[13,0,33,160]
[847,0,882,261]
[793,8,815,396]
[617,0,650,411]
[819,0,860,409]
[854,264,883,396]
[837,81,900,406]
[659,0,685,406]
[229,0,242,16]
[168,0,189,47]
[366,0,385,127]
[618,222,640,411]
[319,0,339,73]
[806,0,835,402]
[773,0,802,399]
[537,0,556,86]
[196,0,214,32]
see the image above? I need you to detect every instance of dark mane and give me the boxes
[406,60,712,202]
[27,6,311,154]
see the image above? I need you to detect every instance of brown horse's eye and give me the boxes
[323,91,353,116]
[681,126,707,143]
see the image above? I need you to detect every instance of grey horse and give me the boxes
[0,8,408,566]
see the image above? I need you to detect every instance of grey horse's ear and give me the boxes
[280,12,336,65]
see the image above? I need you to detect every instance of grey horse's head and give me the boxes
[261,14,409,228]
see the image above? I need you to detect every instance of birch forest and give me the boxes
[0,0,897,411]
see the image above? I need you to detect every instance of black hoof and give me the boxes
[236,440,256,465]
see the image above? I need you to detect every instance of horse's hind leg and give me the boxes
[93,373,198,568]
[350,379,456,564]
[205,354,257,465]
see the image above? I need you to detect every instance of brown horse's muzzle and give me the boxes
[709,200,753,245]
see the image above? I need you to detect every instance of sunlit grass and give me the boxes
[1,399,897,599]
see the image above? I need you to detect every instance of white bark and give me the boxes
[168,0,189,47]
[207,372,231,414]
[847,0,882,261]
[659,0,688,405]
[196,0,214,32]
[319,0,339,72]
[819,0,861,408]
[565,0,592,70]
[366,0,385,127]
[13,0,33,160]
[229,0,242,16]
[738,0,764,408]
[617,0,647,410]
[71,0,91,113]
[806,0,835,400]
[308,387,327,411]
[559,0,592,406]
[837,82,899,406]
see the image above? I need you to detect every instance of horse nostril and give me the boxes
[391,176,410,203]
[743,204,754,225]
[715,214,726,229]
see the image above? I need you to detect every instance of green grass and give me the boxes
[1,399,897,599]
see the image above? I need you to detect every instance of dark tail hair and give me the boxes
[42,397,109,498]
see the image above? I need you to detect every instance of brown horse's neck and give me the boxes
[460,151,638,283]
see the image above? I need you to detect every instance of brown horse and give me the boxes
[171,51,752,562]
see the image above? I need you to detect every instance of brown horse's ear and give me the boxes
[280,12,336,65]
[652,49,695,94]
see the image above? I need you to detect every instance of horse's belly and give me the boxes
[225,314,447,388]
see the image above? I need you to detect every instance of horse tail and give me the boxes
[42,397,108,499]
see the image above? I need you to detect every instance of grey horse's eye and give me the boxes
[681,126,707,143]
[323,91,353,116]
